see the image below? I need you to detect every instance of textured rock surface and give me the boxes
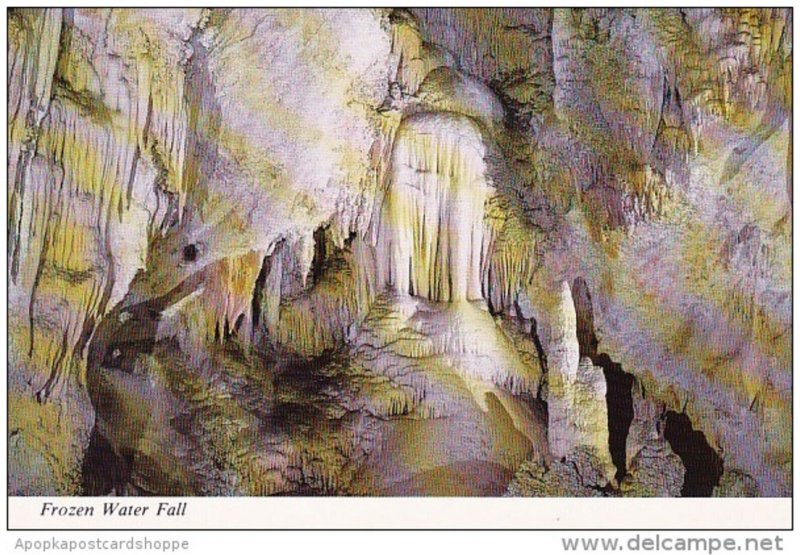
[7,7,791,497]
[620,444,685,498]
[545,282,616,486]
[505,448,608,497]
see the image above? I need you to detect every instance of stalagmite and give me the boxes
[377,113,490,302]
[546,281,616,485]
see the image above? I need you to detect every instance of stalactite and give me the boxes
[269,237,377,357]
[9,9,198,400]
[481,194,540,313]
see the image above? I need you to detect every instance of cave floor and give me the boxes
[88,294,549,496]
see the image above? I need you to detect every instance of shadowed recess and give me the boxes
[664,410,724,497]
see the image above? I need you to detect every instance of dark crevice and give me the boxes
[593,353,634,483]
[81,427,130,495]
[234,313,245,334]
[251,254,271,329]
[182,243,198,263]
[571,277,598,358]
[529,315,548,373]
[84,272,210,494]
[311,225,329,287]
[266,350,342,432]
[663,410,724,497]
[570,277,633,483]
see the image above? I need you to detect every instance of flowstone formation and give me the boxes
[7,8,792,497]
[377,113,490,302]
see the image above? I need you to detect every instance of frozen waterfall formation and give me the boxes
[378,113,489,302]
[374,109,617,487]
[8,8,791,497]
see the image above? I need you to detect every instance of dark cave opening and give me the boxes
[663,410,724,497]
[83,286,196,495]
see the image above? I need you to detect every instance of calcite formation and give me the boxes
[544,282,616,486]
[377,112,490,302]
[6,7,792,498]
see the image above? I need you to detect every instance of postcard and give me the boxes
[4,4,793,539]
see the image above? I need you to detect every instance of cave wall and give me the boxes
[7,7,792,496]
[8,7,395,494]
